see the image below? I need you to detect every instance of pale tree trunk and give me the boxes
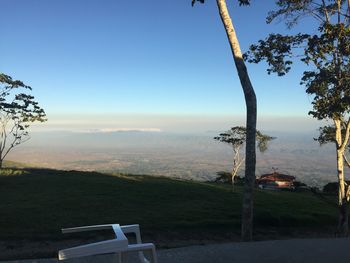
[231,146,244,192]
[231,148,244,192]
[332,0,350,236]
[231,164,238,191]
[334,118,350,236]
[216,0,257,241]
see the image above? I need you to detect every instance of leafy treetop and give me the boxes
[214,126,275,152]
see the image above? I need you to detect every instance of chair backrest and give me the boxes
[58,224,128,260]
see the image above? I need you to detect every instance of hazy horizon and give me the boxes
[7,128,344,188]
[29,113,325,134]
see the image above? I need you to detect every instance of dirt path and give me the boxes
[2,238,350,263]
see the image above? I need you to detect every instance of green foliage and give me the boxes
[245,2,350,234]
[0,168,27,176]
[245,23,350,121]
[0,73,47,165]
[323,182,339,194]
[315,125,337,144]
[244,33,308,76]
[302,23,350,120]
[214,126,275,152]
[266,0,348,27]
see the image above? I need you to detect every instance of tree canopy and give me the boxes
[214,126,275,153]
[0,73,47,168]
[245,0,350,235]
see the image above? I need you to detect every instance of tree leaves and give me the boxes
[214,126,275,152]
[0,73,47,166]
[246,21,350,121]
[244,33,309,76]
[266,0,347,27]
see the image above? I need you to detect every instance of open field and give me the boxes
[0,168,339,259]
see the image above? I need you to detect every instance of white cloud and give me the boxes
[82,128,162,133]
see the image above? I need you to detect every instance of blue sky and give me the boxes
[0,0,320,132]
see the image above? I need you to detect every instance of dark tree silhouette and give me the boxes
[0,73,47,169]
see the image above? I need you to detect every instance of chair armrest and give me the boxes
[120,224,140,234]
[62,224,115,234]
[58,238,128,260]
[120,224,143,244]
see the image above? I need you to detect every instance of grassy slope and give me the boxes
[0,168,338,243]
[3,160,33,169]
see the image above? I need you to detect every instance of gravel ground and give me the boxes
[2,238,350,263]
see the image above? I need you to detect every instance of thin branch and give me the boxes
[343,154,350,168]
[321,0,330,22]
[338,0,342,24]
[340,118,350,152]
[346,0,350,25]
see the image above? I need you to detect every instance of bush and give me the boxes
[323,182,338,194]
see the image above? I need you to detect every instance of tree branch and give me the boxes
[343,153,350,168]
[347,184,350,202]
[340,117,350,152]
[321,0,330,22]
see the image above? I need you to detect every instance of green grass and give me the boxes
[0,168,338,242]
[3,160,34,169]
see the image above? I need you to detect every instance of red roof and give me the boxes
[258,172,295,182]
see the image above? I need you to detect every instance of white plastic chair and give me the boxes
[58,224,157,263]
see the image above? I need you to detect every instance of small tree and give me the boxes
[0,73,47,169]
[214,126,275,190]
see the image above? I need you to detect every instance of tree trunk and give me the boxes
[231,150,241,192]
[336,147,349,236]
[231,167,238,192]
[216,0,257,241]
[334,119,349,236]
[231,170,235,191]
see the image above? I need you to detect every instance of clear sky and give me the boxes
[0,0,320,132]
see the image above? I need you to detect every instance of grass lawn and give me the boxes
[0,168,339,259]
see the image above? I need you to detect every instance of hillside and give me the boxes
[0,168,338,259]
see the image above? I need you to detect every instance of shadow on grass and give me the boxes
[0,168,241,240]
[0,168,338,242]
[0,168,342,260]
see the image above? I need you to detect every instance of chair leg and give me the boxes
[137,249,157,263]
[151,247,158,263]
[121,252,128,263]
[115,252,122,263]
[142,248,157,263]
[138,251,149,263]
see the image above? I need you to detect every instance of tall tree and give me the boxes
[214,127,275,190]
[245,0,350,236]
[192,0,257,240]
[0,73,47,169]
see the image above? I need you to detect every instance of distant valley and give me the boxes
[7,131,346,187]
